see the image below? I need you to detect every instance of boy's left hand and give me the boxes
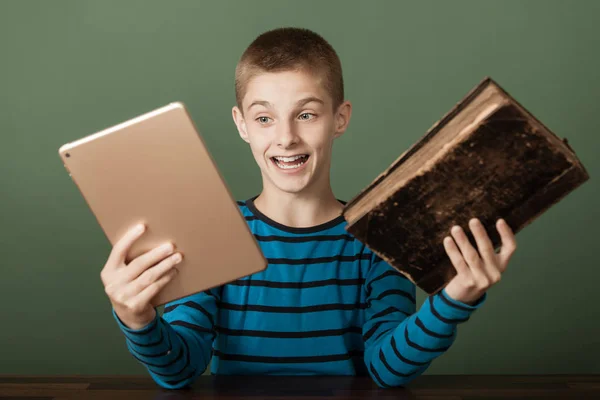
[442,218,517,305]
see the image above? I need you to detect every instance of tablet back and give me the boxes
[59,102,267,306]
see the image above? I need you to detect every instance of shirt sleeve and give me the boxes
[363,254,486,388]
[113,287,220,389]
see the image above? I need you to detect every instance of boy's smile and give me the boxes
[233,70,351,196]
[270,154,310,173]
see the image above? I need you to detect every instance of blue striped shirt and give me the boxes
[113,197,486,389]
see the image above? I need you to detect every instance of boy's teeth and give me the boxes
[272,155,308,170]
[275,155,306,162]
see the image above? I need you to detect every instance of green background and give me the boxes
[1,0,598,375]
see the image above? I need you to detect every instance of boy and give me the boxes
[100,27,517,389]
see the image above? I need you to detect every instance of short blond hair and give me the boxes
[235,27,344,111]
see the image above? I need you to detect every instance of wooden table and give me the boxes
[0,375,599,399]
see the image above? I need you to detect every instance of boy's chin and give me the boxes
[271,180,312,195]
[266,173,317,195]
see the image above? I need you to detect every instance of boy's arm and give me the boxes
[113,287,220,389]
[363,254,486,388]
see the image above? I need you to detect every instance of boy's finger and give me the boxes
[450,225,481,270]
[123,242,176,282]
[129,252,182,295]
[136,269,179,307]
[497,219,517,271]
[468,218,495,265]
[109,223,146,267]
[443,236,470,277]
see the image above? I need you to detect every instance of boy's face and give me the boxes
[232,69,351,197]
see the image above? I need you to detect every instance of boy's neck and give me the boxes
[253,188,344,229]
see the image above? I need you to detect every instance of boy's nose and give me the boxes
[275,122,298,148]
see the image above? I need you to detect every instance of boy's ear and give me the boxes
[232,106,250,143]
[333,100,352,139]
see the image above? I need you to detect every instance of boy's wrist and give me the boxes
[428,288,487,323]
[113,308,158,333]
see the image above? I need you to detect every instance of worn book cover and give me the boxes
[342,77,589,294]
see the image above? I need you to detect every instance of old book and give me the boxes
[342,77,589,295]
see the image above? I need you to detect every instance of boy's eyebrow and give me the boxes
[247,97,325,111]
[295,96,325,107]
[248,100,272,110]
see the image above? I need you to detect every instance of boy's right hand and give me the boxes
[100,224,183,330]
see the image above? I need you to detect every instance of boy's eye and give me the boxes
[256,116,272,124]
[298,113,315,121]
